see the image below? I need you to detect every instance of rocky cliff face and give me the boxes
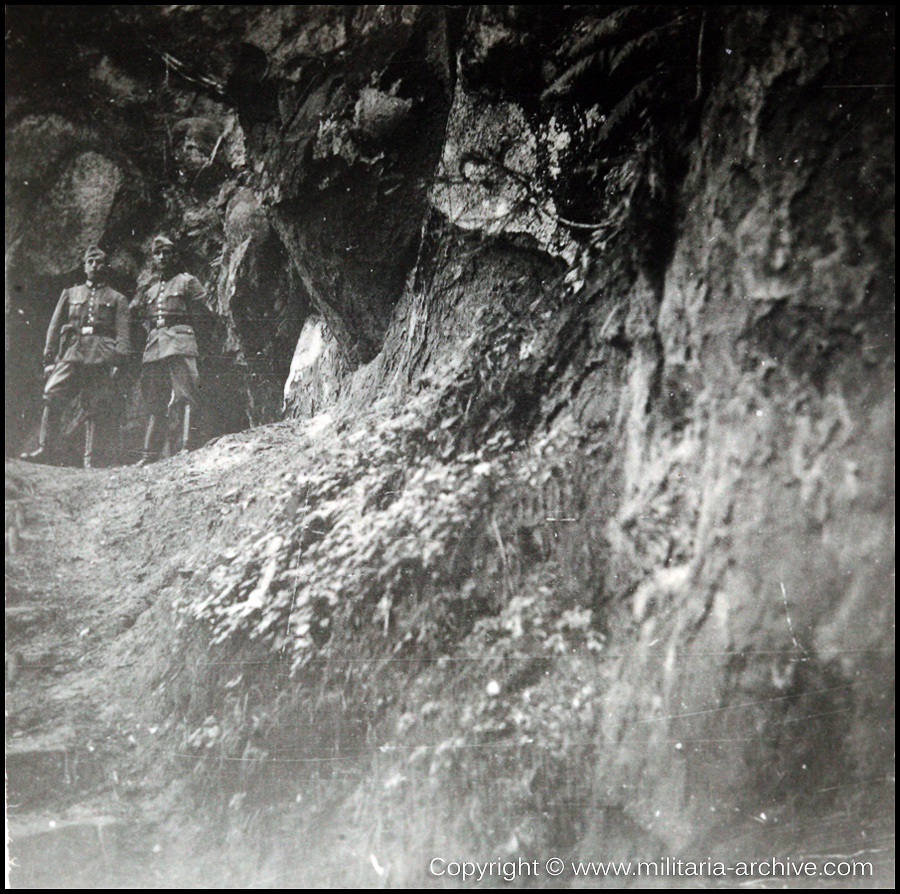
[6,5,894,884]
[5,6,310,456]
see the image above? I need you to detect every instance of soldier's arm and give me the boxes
[181,275,213,355]
[185,273,207,300]
[43,290,69,364]
[129,286,150,333]
[113,293,132,361]
[184,274,208,317]
[128,286,144,315]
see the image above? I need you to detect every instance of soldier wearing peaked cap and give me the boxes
[131,235,208,464]
[21,246,131,469]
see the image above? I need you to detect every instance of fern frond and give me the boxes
[595,74,656,143]
[564,6,649,59]
[546,8,698,100]
[609,14,691,74]
[542,49,613,99]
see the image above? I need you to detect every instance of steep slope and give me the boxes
[6,5,895,889]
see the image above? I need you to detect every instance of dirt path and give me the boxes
[5,423,310,887]
[6,458,180,886]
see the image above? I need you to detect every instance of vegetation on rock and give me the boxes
[6,4,894,887]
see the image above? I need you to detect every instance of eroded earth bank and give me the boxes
[5,6,895,888]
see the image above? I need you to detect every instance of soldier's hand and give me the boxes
[43,364,55,382]
[109,366,119,380]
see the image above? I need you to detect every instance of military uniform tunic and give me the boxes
[132,272,207,413]
[42,283,131,411]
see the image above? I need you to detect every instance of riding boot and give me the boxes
[20,405,55,463]
[136,414,158,467]
[179,403,192,455]
[83,418,95,470]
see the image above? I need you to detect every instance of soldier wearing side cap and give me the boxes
[131,235,208,464]
[20,246,131,469]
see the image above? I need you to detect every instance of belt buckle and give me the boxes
[81,325,94,335]
[155,318,166,328]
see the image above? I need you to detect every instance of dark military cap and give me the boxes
[151,234,176,252]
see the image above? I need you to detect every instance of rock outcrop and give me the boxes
[5,5,894,885]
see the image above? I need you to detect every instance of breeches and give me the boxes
[44,362,110,416]
[140,356,200,415]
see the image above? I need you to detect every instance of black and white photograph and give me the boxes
[5,5,894,887]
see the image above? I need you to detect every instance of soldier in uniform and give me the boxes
[20,246,131,469]
[131,235,208,464]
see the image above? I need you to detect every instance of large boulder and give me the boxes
[20,152,124,275]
